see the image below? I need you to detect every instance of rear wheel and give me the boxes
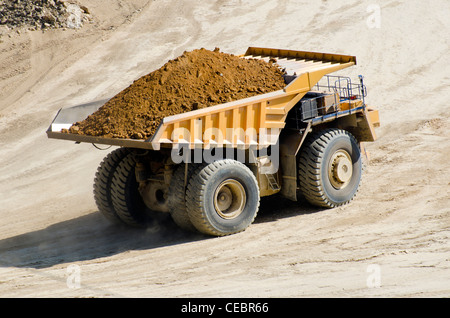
[186,159,260,236]
[298,129,362,208]
[111,151,153,227]
[93,147,130,224]
[167,164,198,231]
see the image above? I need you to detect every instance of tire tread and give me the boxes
[186,159,259,236]
[298,129,360,208]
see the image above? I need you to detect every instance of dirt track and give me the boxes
[0,0,449,297]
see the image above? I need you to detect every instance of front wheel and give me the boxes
[186,159,260,236]
[298,129,362,208]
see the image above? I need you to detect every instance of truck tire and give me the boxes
[298,128,362,208]
[111,151,152,227]
[186,159,260,236]
[167,164,198,232]
[93,147,130,224]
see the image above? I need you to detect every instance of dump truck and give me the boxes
[47,47,380,236]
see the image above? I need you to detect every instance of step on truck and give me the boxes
[47,47,380,236]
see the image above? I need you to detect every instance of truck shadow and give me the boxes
[0,212,204,269]
[256,194,321,223]
[0,196,321,269]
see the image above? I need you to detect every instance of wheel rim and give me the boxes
[328,150,353,189]
[213,179,246,219]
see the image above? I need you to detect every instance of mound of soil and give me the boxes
[66,48,286,140]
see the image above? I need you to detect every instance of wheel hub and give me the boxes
[214,179,246,219]
[329,150,353,189]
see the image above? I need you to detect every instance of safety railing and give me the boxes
[286,75,368,128]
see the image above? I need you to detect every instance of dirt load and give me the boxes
[65,48,286,139]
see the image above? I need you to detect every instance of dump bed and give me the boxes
[47,47,360,150]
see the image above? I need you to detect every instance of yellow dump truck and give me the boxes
[47,47,380,236]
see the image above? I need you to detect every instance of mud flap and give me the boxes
[278,123,311,201]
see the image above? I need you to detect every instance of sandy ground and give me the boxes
[0,0,449,298]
